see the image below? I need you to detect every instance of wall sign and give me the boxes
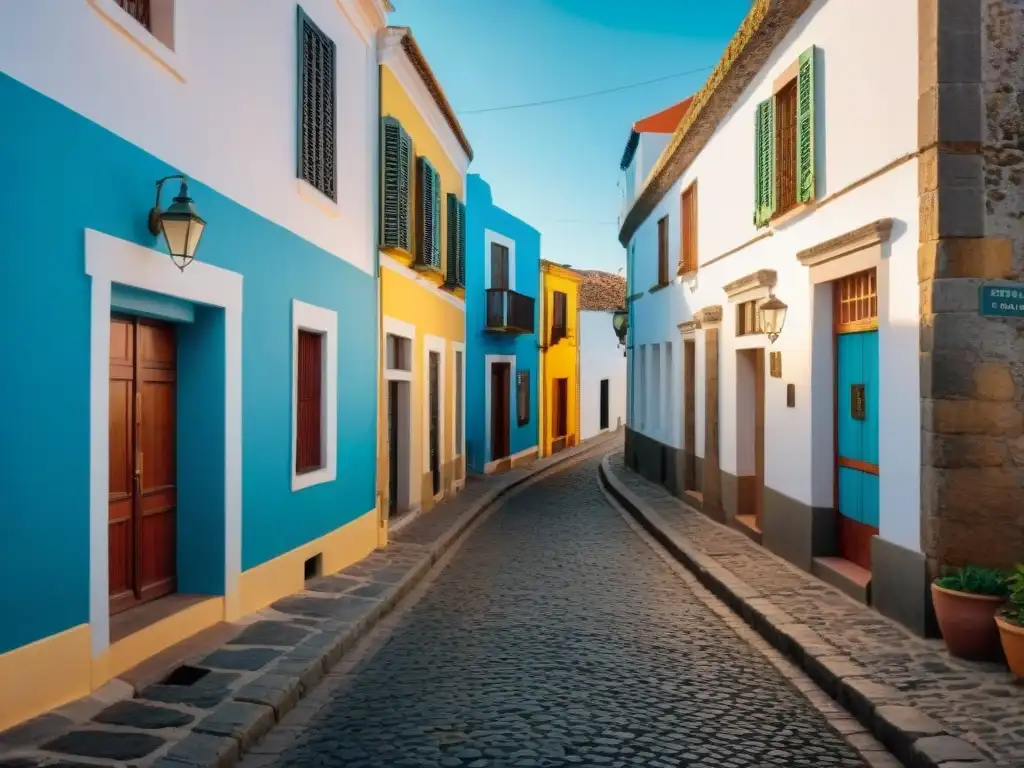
[979,285,1024,318]
[786,383,795,408]
[769,351,782,378]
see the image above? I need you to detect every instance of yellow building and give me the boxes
[377,26,472,534]
[539,261,582,456]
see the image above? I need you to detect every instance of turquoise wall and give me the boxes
[0,74,378,654]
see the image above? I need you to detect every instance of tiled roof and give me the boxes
[619,96,694,170]
[578,269,627,311]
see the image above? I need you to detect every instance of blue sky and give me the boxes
[390,0,752,274]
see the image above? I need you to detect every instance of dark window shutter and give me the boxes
[380,117,411,251]
[457,201,466,287]
[297,8,336,201]
[432,168,442,267]
[115,0,150,29]
[296,330,323,473]
[446,193,459,284]
[490,244,509,290]
[796,46,817,204]
[416,157,441,269]
[753,98,775,227]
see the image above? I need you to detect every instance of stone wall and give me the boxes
[919,0,1024,577]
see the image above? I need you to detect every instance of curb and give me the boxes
[155,435,620,768]
[598,454,994,768]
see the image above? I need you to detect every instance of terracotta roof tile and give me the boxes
[578,269,627,311]
[633,96,695,134]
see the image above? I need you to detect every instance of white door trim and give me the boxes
[450,341,466,490]
[85,228,243,656]
[423,335,446,501]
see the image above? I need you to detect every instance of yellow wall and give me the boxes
[378,63,467,523]
[540,265,582,456]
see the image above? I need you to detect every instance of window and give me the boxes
[297,8,337,202]
[551,291,568,344]
[736,300,763,337]
[386,333,411,371]
[490,243,510,290]
[292,300,338,491]
[657,215,670,286]
[835,269,878,333]
[455,350,464,454]
[416,157,442,269]
[446,194,467,288]
[115,0,150,29]
[679,182,698,275]
[638,345,647,430]
[754,46,817,227]
[381,117,412,252]
[517,370,531,426]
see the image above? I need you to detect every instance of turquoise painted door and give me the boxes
[836,330,879,529]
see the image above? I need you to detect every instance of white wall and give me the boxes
[0,0,385,276]
[579,311,627,441]
[625,0,921,552]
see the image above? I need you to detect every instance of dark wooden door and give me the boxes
[109,316,177,615]
[599,379,609,430]
[490,243,509,290]
[491,363,511,461]
[552,378,568,453]
[388,381,399,516]
[754,348,766,529]
[429,352,440,496]
[683,340,696,490]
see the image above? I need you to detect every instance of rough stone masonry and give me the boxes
[919,0,1024,577]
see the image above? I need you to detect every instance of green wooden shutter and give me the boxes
[445,193,458,283]
[753,98,775,228]
[432,168,442,268]
[297,8,337,201]
[416,157,437,268]
[457,200,466,287]
[796,46,817,204]
[380,117,411,251]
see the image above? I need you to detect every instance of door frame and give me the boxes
[450,341,466,490]
[86,229,243,656]
[384,317,417,517]
[490,362,512,462]
[484,354,517,469]
[423,335,446,501]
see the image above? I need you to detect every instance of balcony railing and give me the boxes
[485,289,535,334]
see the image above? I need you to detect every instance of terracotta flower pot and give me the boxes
[996,615,1024,677]
[931,583,1004,660]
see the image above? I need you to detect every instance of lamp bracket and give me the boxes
[148,174,189,235]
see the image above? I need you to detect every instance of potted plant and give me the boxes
[931,565,1007,660]
[996,565,1024,677]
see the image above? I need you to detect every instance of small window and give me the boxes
[736,300,763,337]
[551,291,568,344]
[679,182,698,275]
[517,370,531,426]
[490,243,510,290]
[657,215,670,286]
[296,330,324,473]
[297,8,337,201]
[386,333,411,371]
[774,79,799,217]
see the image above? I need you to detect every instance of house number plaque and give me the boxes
[851,384,866,421]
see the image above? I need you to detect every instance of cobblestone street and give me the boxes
[249,456,872,768]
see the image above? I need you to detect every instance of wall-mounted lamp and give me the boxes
[612,306,629,356]
[758,293,789,344]
[148,175,206,271]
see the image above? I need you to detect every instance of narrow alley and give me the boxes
[245,455,867,768]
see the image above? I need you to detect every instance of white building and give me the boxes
[578,270,628,440]
[619,0,1024,637]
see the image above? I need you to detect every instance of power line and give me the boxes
[457,64,715,115]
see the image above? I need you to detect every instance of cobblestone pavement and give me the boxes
[248,456,875,768]
[605,451,1024,766]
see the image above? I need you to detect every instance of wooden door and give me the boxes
[754,348,766,528]
[490,243,509,290]
[428,352,440,496]
[552,378,568,453]
[388,381,399,517]
[491,363,511,461]
[109,316,177,614]
[683,340,696,490]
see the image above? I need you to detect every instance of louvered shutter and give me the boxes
[753,99,775,228]
[416,157,437,268]
[796,46,817,204]
[432,167,442,268]
[297,8,336,201]
[446,193,459,284]
[457,200,467,287]
[380,117,411,251]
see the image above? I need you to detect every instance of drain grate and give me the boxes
[161,665,211,686]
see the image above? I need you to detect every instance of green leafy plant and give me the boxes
[1002,565,1024,626]
[934,565,1009,597]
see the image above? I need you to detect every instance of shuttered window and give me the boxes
[754,45,816,227]
[490,243,510,290]
[517,370,531,426]
[381,117,412,252]
[297,8,336,202]
[416,157,442,269]
[551,291,568,344]
[736,300,762,337]
[679,182,698,275]
[115,0,150,29]
[446,193,467,288]
[657,215,669,286]
[296,330,324,473]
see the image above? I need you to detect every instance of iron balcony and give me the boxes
[485,288,535,334]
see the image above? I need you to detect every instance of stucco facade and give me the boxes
[540,263,582,456]
[579,311,628,441]
[464,175,541,474]
[0,0,387,730]
[377,27,471,530]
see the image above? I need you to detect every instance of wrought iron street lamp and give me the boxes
[148,174,206,271]
[758,294,788,344]
[612,306,629,354]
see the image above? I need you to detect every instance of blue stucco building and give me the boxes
[465,175,541,473]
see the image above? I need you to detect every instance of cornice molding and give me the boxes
[618,0,814,246]
[724,269,777,300]
[541,261,584,283]
[796,218,894,267]
[695,305,723,327]
[678,320,699,334]
[338,0,388,44]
